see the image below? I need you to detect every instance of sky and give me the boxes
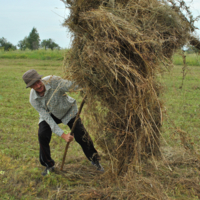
[0,0,70,48]
[0,0,200,49]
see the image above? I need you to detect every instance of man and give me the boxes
[22,69,103,176]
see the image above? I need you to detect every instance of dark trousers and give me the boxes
[38,114,98,168]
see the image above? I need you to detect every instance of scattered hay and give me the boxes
[56,149,200,199]
[62,0,200,175]
[1,149,200,199]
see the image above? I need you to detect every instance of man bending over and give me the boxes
[22,69,103,176]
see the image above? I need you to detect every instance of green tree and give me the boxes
[17,37,29,50]
[40,38,60,50]
[27,27,40,50]
[0,37,16,51]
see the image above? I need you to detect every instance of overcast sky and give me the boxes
[0,0,200,49]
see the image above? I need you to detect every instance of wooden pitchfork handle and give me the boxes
[60,94,87,171]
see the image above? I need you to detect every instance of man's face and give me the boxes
[30,80,45,93]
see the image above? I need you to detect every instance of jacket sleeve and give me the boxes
[54,76,79,92]
[30,97,64,137]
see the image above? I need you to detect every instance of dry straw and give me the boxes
[62,0,200,174]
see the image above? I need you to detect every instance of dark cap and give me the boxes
[22,69,43,88]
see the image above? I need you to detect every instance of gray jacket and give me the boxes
[29,75,78,136]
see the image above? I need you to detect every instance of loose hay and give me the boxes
[62,0,200,174]
[190,36,200,52]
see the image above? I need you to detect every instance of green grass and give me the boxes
[0,58,200,199]
[160,65,200,147]
[0,49,69,60]
[1,49,199,66]
[173,53,200,66]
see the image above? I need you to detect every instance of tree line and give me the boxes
[0,27,61,51]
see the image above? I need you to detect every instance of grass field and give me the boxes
[0,49,200,66]
[172,52,200,66]
[0,49,69,60]
[0,56,200,199]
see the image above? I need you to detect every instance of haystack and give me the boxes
[62,0,199,174]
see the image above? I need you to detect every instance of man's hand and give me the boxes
[61,133,74,143]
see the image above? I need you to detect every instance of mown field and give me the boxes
[0,52,200,199]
